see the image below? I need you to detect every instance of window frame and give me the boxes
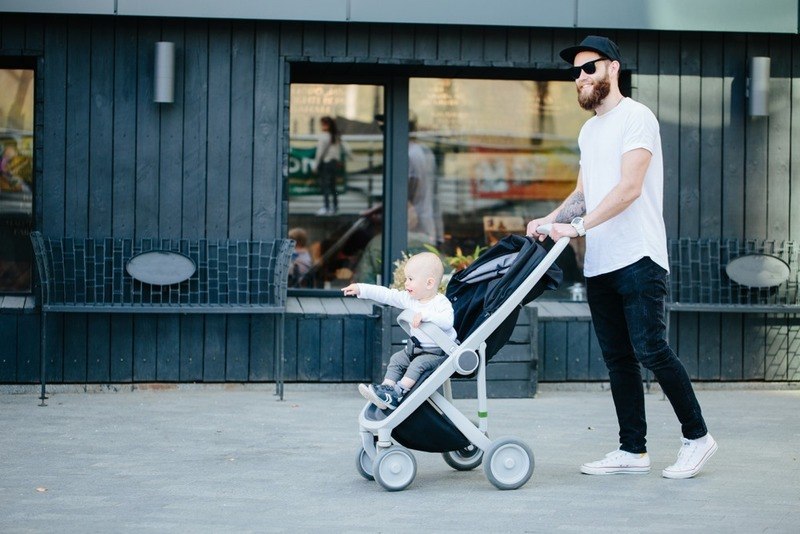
[0,54,39,296]
[286,68,408,296]
[285,62,631,297]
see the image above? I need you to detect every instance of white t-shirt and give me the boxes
[356,284,458,348]
[312,134,341,171]
[578,97,669,277]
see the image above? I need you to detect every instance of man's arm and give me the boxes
[528,149,651,240]
[582,148,650,231]
[526,171,585,237]
[554,190,586,223]
[407,174,421,204]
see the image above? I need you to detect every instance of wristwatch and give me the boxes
[570,217,587,237]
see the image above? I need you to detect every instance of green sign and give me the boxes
[288,146,346,196]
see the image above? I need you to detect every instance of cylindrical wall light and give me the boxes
[747,57,770,117]
[154,42,175,104]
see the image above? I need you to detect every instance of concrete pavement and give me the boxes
[1,384,799,533]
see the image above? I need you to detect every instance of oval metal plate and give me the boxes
[725,254,791,288]
[126,250,196,286]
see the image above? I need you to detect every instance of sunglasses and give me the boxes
[569,58,608,80]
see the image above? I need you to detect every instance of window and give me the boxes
[287,83,385,290]
[408,78,590,299]
[0,68,34,294]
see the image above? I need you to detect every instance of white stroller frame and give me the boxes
[357,231,570,491]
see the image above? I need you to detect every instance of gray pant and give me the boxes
[318,160,338,210]
[385,348,447,383]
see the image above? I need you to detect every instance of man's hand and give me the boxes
[411,312,423,328]
[526,217,553,242]
[341,284,360,297]
[542,222,579,240]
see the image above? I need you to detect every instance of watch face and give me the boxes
[571,217,585,236]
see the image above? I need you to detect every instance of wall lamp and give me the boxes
[154,42,175,104]
[747,57,770,117]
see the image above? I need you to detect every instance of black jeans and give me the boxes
[586,257,708,454]
[318,160,338,210]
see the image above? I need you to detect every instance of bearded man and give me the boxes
[527,36,717,479]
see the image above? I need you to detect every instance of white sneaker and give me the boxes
[580,449,651,475]
[315,207,329,216]
[662,434,718,479]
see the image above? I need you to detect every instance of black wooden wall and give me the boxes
[0,14,798,384]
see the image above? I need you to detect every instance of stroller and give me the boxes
[357,230,569,491]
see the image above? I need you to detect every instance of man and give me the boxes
[407,129,438,244]
[527,36,717,479]
[375,113,442,245]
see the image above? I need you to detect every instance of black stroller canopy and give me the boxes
[447,234,563,361]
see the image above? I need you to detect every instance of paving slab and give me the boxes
[1,386,799,533]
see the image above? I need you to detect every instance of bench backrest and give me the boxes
[667,238,799,307]
[30,232,295,308]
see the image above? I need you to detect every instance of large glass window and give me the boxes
[408,78,590,299]
[0,68,34,294]
[287,83,385,289]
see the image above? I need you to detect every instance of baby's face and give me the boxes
[403,261,435,300]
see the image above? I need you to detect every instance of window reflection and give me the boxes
[288,84,385,289]
[409,78,590,299]
[0,68,34,294]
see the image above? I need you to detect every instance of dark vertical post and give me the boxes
[383,77,410,285]
[526,305,539,397]
[276,314,285,400]
[39,312,47,406]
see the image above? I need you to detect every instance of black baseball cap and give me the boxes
[559,35,622,65]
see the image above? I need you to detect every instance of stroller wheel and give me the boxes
[442,444,484,471]
[373,446,417,491]
[355,447,375,481]
[484,437,534,490]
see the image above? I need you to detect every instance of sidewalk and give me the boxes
[1,385,798,533]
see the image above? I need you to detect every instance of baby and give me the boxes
[342,252,457,410]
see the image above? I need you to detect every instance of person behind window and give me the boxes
[408,119,440,244]
[311,116,342,216]
[288,227,313,287]
[373,113,442,245]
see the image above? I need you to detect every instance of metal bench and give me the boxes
[652,238,800,389]
[667,238,799,314]
[30,232,294,404]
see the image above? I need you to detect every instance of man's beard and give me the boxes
[577,76,611,111]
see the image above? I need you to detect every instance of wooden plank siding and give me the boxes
[1,15,799,385]
[535,302,607,383]
[284,297,377,383]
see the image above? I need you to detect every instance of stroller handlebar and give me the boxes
[536,224,571,246]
